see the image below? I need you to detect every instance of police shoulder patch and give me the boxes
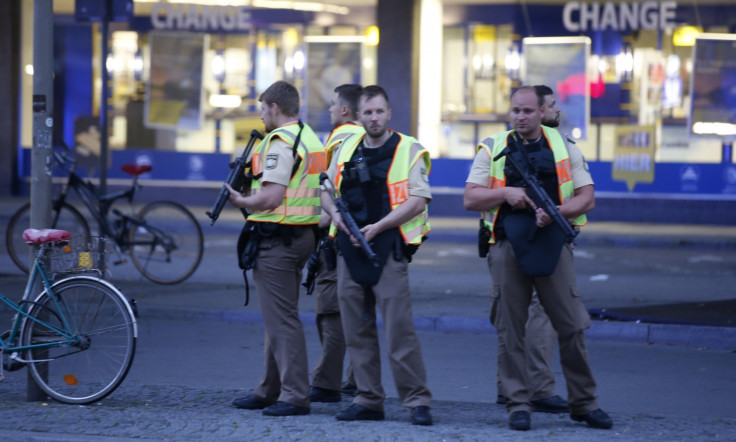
[265,153,279,170]
[420,167,429,183]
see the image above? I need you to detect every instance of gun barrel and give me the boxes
[206,187,231,225]
[339,202,379,266]
[495,142,578,243]
[321,173,379,266]
[207,130,263,226]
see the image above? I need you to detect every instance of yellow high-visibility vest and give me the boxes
[478,126,586,244]
[330,131,431,244]
[249,122,325,225]
[324,122,364,165]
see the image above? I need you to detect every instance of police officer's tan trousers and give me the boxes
[311,259,347,392]
[497,294,558,401]
[251,228,314,408]
[489,239,599,415]
[337,254,432,411]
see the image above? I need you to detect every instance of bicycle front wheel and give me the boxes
[128,201,203,284]
[6,202,91,274]
[22,276,137,404]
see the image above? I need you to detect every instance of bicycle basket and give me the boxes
[39,235,113,276]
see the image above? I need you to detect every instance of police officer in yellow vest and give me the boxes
[464,86,612,431]
[321,85,433,426]
[226,81,325,417]
[308,84,364,404]
[496,85,572,414]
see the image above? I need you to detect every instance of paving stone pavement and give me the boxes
[0,316,734,441]
[1,380,734,441]
[1,197,735,440]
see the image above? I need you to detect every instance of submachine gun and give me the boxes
[206,129,264,225]
[319,172,379,267]
[493,137,578,243]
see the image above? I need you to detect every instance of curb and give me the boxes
[425,231,736,250]
[139,306,736,351]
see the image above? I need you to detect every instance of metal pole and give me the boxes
[215,34,225,154]
[29,0,54,402]
[99,0,110,195]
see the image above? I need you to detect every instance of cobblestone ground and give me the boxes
[0,379,733,441]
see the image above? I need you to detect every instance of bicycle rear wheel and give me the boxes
[6,202,91,274]
[22,276,137,405]
[128,201,203,284]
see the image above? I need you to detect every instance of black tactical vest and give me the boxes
[336,132,401,287]
[340,132,399,226]
[495,136,560,239]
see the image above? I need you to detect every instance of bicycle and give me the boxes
[6,147,204,284]
[0,229,137,404]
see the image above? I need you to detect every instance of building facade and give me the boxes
[3,0,736,223]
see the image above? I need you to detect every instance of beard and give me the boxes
[542,118,559,128]
[365,125,386,140]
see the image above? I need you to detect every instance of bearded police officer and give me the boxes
[321,85,433,426]
[226,81,325,417]
[308,84,364,403]
[464,85,612,431]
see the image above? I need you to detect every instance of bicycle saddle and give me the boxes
[121,164,153,176]
[23,228,71,244]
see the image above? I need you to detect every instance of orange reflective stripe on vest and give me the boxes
[556,158,573,185]
[388,180,409,206]
[307,151,327,175]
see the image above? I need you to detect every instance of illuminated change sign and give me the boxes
[150,3,251,31]
[562,1,677,32]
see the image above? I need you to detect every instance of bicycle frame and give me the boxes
[0,258,81,358]
[53,155,179,259]
[53,160,135,242]
[1,235,139,403]
[9,149,204,285]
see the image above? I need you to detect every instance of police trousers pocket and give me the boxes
[489,285,503,330]
[570,287,592,330]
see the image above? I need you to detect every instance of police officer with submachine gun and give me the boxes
[321,85,433,426]
[464,85,612,431]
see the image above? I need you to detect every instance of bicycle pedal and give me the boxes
[114,259,127,265]
[2,353,26,372]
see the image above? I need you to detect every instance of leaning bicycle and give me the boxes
[0,229,137,404]
[6,147,203,284]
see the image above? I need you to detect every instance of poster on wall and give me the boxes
[304,37,362,134]
[612,125,656,191]
[522,36,590,141]
[688,34,736,138]
[145,32,207,131]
